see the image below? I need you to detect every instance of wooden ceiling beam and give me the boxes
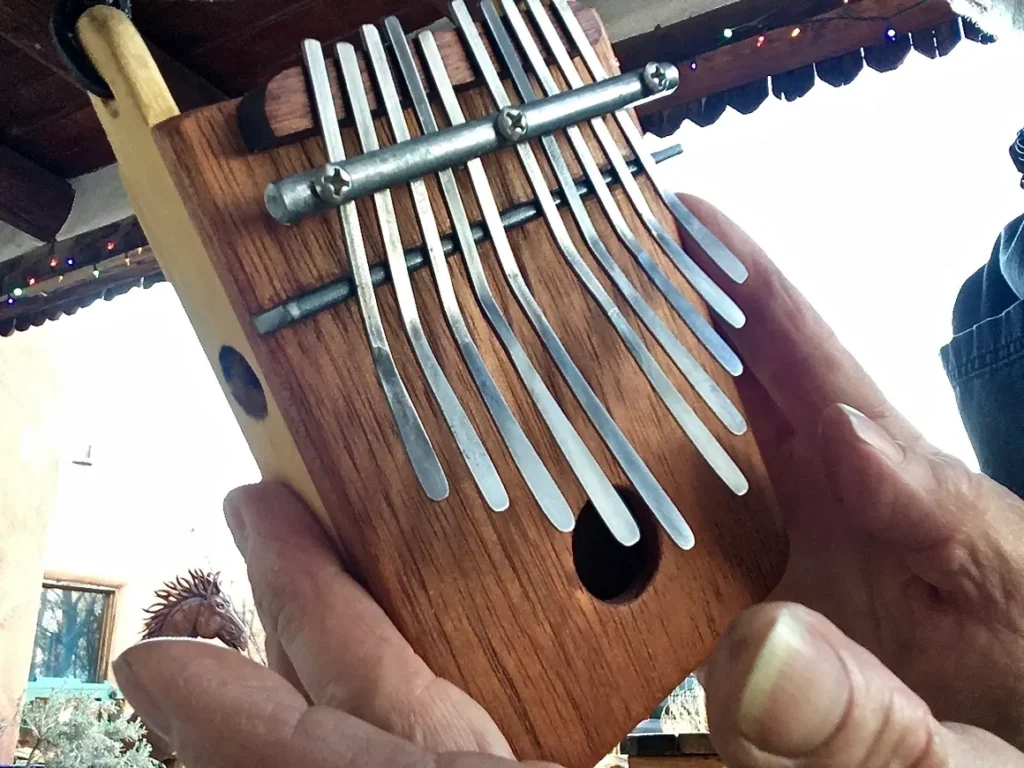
[629,0,958,119]
[616,0,858,70]
[0,142,75,242]
[0,0,224,110]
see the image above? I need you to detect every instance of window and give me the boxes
[29,581,116,685]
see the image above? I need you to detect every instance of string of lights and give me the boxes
[3,242,146,306]
[689,0,960,70]
[2,246,148,307]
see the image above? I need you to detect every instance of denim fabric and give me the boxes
[941,214,1024,498]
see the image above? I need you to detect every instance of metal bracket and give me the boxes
[254,143,683,335]
[51,0,132,99]
[263,60,680,226]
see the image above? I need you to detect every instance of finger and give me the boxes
[733,370,813,530]
[224,482,514,757]
[113,639,432,768]
[703,603,1024,767]
[264,626,310,702]
[679,194,918,443]
[819,402,1024,607]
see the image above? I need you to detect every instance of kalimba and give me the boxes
[74,2,785,765]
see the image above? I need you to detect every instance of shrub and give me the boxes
[14,692,159,768]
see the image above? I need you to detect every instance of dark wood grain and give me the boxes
[630,0,956,118]
[132,0,444,95]
[0,215,145,293]
[0,103,113,178]
[151,39,785,768]
[0,246,161,326]
[616,0,852,68]
[237,7,605,152]
[0,142,74,241]
[0,0,224,110]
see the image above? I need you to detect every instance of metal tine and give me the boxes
[335,40,509,512]
[547,0,749,284]
[479,1,748,496]
[499,0,746,436]
[477,1,741,379]
[393,21,640,546]
[449,2,700,548]
[512,0,745,333]
[300,40,448,501]
[368,28,576,534]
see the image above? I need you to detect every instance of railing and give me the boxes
[23,678,122,702]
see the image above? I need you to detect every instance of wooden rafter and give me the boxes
[625,0,960,128]
[0,215,145,292]
[0,214,160,336]
[616,0,855,69]
[0,0,224,111]
[0,142,75,241]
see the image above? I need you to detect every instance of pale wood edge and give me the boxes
[76,6,332,540]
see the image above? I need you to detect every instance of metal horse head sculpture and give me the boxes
[142,569,249,651]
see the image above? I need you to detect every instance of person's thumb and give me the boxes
[703,603,1024,767]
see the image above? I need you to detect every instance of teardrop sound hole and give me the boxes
[219,345,268,421]
[572,487,662,605]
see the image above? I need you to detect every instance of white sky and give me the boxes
[26,31,1024,583]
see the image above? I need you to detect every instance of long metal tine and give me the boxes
[367,28,575,533]
[513,0,745,333]
[477,1,740,379]
[335,40,508,512]
[393,21,640,546]
[300,40,448,501]
[547,0,749,285]
[500,0,746,437]
[480,1,748,495]
[449,3,700,547]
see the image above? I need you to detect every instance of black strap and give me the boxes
[50,0,132,99]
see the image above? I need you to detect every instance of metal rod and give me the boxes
[458,0,694,550]
[385,21,574,530]
[253,144,682,335]
[515,0,747,437]
[481,0,742,379]
[305,38,449,502]
[263,61,679,225]
[497,0,747,497]
[549,0,749,284]
[340,36,508,512]
[414,24,637,545]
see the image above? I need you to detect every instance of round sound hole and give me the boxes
[219,345,268,421]
[572,488,662,605]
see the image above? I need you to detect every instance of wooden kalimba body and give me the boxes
[75,2,786,765]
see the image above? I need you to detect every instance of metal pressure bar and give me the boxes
[263,62,679,225]
[253,144,682,335]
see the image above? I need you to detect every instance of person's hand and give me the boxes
[113,482,558,768]
[680,195,1024,765]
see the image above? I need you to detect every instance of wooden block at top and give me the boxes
[142,10,786,768]
[235,6,605,152]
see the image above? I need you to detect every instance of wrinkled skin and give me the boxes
[133,573,249,765]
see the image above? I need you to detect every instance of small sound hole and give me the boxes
[219,346,268,421]
[572,488,661,605]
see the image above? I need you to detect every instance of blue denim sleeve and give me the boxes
[941,214,1024,498]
